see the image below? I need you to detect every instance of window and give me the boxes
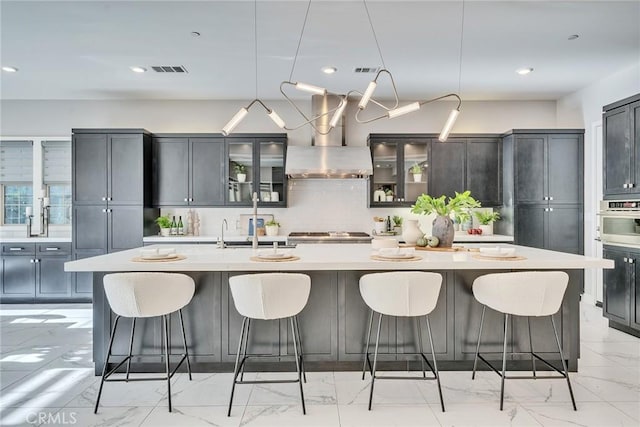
[42,140,71,225]
[0,141,33,224]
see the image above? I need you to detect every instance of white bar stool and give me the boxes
[227,273,311,416]
[471,271,576,411]
[95,272,195,413]
[360,271,445,411]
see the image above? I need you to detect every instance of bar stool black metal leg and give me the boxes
[551,316,577,411]
[500,313,509,411]
[240,319,251,381]
[94,315,121,414]
[125,318,136,382]
[416,316,426,379]
[368,313,383,411]
[527,316,536,378]
[362,309,374,380]
[178,309,192,381]
[228,316,248,417]
[162,314,172,412]
[426,315,445,412]
[293,316,307,383]
[472,306,486,380]
[290,317,306,415]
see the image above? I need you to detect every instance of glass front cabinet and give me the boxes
[226,136,286,207]
[369,136,429,207]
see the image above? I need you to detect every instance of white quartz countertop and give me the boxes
[453,233,513,242]
[2,237,72,243]
[143,235,288,243]
[65,243,613,272]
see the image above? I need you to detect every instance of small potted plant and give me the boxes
[392,215,403,234]
[385,189,394,202]
[265,219,280,236]
[155,214,172,237]
[454,210,471,232]
[475,211,501,236]
[234,163,247,183]
[373,216,386,234]
[410,164,422,182]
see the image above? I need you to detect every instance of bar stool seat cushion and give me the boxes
[359,272,442,317]
[472,271,569,317]
[103,272,195,318]
[229,273,311,320]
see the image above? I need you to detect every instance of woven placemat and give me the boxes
[472,254,527,261]
[131,255,187,263]
[414,246,466,252]
[370,255,423,262]
[250,255,300,262]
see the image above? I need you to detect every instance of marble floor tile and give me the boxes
[416,370,499,405]
[0,369,32,390]
[19,326,93,347]
[337,404,440,427]
[572,366,640,402]
[141,405,242,427]
[0,325,49,346]
[334,372,427,406]
[578,345,619,367]
[171,372,254,407]
[65,373,168,408]
[241,405,340,427]
[581,341,640,367]
[522,401,638,426]
[51,406,154,427]
[0,344,70,371]
[433,402,543,426]
[248,372,336,406]
[609,401,640,421]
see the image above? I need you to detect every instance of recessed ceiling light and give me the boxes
[130,66,147,73]
[321,66,337,75]
[568,34,579,40]
[2,66,18,73]
[516,67,534,75]
[191,31,201,37]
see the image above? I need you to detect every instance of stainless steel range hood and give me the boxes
[285,95,373,179]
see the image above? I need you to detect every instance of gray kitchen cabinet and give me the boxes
[152,137,225,206]
[603,246,640,336]
[429,138,466,200]
[73,205,144,252]
[603,94,640,198]
[466,138,502,206]
[514,135,546,203]
[73,133,108,205]
[516,204,582,254]
[1,243,73,303]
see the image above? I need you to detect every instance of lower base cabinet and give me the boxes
[1,243,73,303]
[603,246,640,335]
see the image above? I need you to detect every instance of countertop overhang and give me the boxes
[65,243,613,272]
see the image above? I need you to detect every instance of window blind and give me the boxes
[0,140,33,183]
[42,140,71,183]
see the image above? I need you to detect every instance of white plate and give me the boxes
[376,253,415,259]
[257,254,295,260]
[475,253,518,259]
[140,253,179,260]
[479,247,516,257]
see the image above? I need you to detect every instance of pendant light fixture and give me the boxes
[221,0,285,136]
[354,0,464,142]
[279,0,347,135]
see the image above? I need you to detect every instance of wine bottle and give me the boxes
[177,216,184,235]
[170,216,177,235]
[386,215,392,232]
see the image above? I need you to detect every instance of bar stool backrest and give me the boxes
[229,273,311,320]
[472,271,569,317]
[103,273,195,318]
[359,272,443,317]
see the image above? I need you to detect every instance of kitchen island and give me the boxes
[65,244,612,374]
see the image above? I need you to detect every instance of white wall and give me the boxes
[0,98,558,237]
[557,61,640,303]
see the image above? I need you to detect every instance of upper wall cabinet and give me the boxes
[368,134,502,207]
[151,134,287,208]
[603,94,640,199]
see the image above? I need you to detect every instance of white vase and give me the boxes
[402,220,423,245]
[386,195,394,202]
[237,173,246,183]
[265,225,279,236]
[413,173,422,182]
[160,228,171,237]
[479,224,493,235]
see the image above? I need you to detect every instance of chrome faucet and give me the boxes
[219,219,228,249]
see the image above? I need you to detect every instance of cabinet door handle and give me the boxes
[34,259,40,263]
[9,247,24,251]
[107,197,112,201]
[629,258,635,264]
[544,196,548,201]
[45,247,60,251]
[30,259,35,263]
[184,198,188,202]
[623,184,629,189]
[630,183,635,189]
[189,198,194,202]
[102,209,107,213]
[624,257,628,262]
[107,209,112,213]
[549,196,553,201]
[544,208,548,212]
[102,196,107,201]
[549,208,554,212]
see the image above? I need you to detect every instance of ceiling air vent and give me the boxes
[354,67,380,74]
[151,66,188,73]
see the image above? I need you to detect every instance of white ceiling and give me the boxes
[1,0,639,101]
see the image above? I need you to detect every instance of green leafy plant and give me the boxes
[411,191,481,217]
[155,214,172,229]
[385,189,393,196]
[475,211,501,225]
[454,210,471,224]
[265,219,280,227]
[234,163,246,174]
[410,164,422,174]
[392,215,403,226]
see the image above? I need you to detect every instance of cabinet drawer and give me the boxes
[37,243,72,256]
[1,243,36,255]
